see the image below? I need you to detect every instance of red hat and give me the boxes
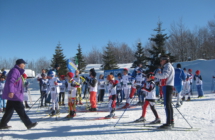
[123,68,128,72]
[196,70,200,75]
[22,73,27,79]
[60,75,65,80]
[67,72,74,78]
[188,69,192,72]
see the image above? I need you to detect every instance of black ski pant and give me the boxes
[59,92,65,104]
[0,100,32,127]
[162,86,174,124]
[98,89,105,102]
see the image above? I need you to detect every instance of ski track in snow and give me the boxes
[0,90,215,140]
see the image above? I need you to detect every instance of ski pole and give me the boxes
[26,96,41,112]
[172,102,193,128]
[114,94,136,127]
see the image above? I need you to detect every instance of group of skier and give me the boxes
[0,56,210,130]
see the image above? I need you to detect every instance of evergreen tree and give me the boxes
[102,43,119,70]
[132,42,146,68]
[75,44,86,73]
[146,21,175,72]
[51,42,67,75]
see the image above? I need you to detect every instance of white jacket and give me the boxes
[155,62,175,86]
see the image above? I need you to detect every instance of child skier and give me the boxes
[23,73,30,108]
[135,68,145,105]
[88,70,97,111]
[66,72,80,118]
[174,64,186,108]
[194,70,204,98]
[0,75,6,112]
[47,71,62,116]
[98,74,105,102]
[181,68,191,101]
[40,73,49,107]
[188,69,193,95]
[122,68,132,108]
[59,75,67,106]
[74,70,85,105]
[116,73,123,104]
[105,75,118,118]
[134,72,161,124]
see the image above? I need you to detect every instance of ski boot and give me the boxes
[187,97,191,101]
[122,103,130,109]
[182,96,185,101]
[134,116,146,122]
[158,124,172,129]
[79,101,83,105]
[89,108,97,111]
[150,118,161,124]
[175,103,181,108]
[50,110,56,116]
[105,113,115,119]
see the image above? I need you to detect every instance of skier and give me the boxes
[0,75,6,112]
[194,70,204,98]
[66,72,79,118]
[98,74,105,102]
[155,55,175,129]
[182,68,193,101]
[47,70,62,116]
[121,68,132,108]
[40,73,49,107]
[116,73,123,104]
[88,69,98,111]
[22,73,30,108]
[73,70,84,105]
[135,68,145,105]
[59,75,67,106]
[188,69,193,95]
[134,72,161,124]
[105,75,118,118]
[174,64,186,108]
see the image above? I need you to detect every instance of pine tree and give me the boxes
[102,43,119,70]
[51,42,67,75]
[75,44,86,73]
[146,21,175,72]
[132,42,146,68]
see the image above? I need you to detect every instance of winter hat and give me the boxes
[54,64,60,68]
[107,75,114,81]
[41,73,47,77]
[67,72,74,78]
[60,75,65,79]
[2,71,7,76]
[123,68,128,72]
[183,68,186,71]
[176,63,181,68]
[196,70,200,75]
[16,59,27,65]
[117,73,122,77]
[22,73,28,79]
[90,68,95,73]
[147,72,155,80]
[91,71,96,77]
[160,55,170,61]
[188,69,192,72]
[48,70,56,77]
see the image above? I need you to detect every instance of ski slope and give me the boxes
[0,59,215,140]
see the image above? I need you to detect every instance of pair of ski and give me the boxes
[36,112,61,121]
[118,121,200,131]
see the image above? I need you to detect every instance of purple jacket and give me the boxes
[2,65,25,101]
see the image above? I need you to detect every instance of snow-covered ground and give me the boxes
[1,59,215,140]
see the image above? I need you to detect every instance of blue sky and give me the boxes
[0,0,215,61]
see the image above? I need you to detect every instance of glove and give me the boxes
[54,81,58,85]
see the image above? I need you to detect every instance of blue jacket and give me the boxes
[174,68,186,86]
